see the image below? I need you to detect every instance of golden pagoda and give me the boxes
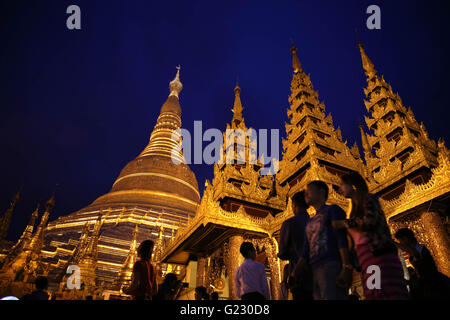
[357,42,450,277]
[32,66,201,294]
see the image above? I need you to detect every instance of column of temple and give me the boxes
[196,256,207,288]
[419,211,450,277]
[226,235,243,300]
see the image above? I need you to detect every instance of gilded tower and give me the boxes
[276,44,366,218]
[161,85,288,300]
[357,42,450,276]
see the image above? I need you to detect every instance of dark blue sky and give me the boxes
[1,0,449,241]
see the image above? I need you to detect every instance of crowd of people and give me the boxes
[18,172,450,301]
[275,172,450,300]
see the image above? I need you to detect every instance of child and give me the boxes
[234,242,270,300]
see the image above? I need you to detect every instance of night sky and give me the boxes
[1,0,449,241]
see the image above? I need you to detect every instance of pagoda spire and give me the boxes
[169,65,183,98]
[0,193,54,283]
[84,214,103,259]
[28,194,54,255]
[69,222,90,265]
[290,44,302,74]
[77,213,103,294]
[289,44,314,92]
[6,204,39,259]
[231,81,246,129]
[110,224,139,292]
[358,41,377,78]
[357,41,439,192]
[136,66,186,164]
[359,123,372,158]
[55,222,90,286]
[0,190,21,247]
[278,42,366,203]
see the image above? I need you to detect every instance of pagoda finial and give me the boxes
[290,43,302,73]
[358,40,377,77]
[231,82,245,129]
[169,65,183,98]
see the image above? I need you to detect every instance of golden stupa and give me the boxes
[38,66,200,292]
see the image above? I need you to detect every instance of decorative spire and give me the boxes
[55,222,90,285]
[359,123,372,157]
[28,193,54,254]
[135,66,187,164]
[357,41,440,188]
[45,191,56,211]
[153,224,165,263]
[169,65,183,98]
[290,45,302,73]
[0,190,21,247]
[73,222,90,263]
[358,41,377,78]
[85,214,103,258]
[231,81,245,129]
[350,142,361,160]
[110,224,139,291]
[4,204,38,262]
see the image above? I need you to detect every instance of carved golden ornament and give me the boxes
[380,144,450,218]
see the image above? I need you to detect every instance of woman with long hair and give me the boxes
[332,171,409,300]
[123,239,157,300]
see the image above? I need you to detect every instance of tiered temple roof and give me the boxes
[357,42,441,200]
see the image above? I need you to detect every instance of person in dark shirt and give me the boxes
[22,276,50,300]
[153,272,183,300]
[278,190,312,300]
[395,228,450,299]
[194,286,210,300]
[292,180,352,300]
[210,292,219,300]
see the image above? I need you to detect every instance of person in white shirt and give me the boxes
[234,242,270,300]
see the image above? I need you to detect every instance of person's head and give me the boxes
[195,286,208,300]
[291,191,308,215]
[340,171,369,199]
[210,292,219,300]
[35,276,48,291]
[395,228,418,247]
[164,272,178,287]
[340,172,369,219]
[240,242,256,260]
[305,180,328,207]
[138,240,154,261]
